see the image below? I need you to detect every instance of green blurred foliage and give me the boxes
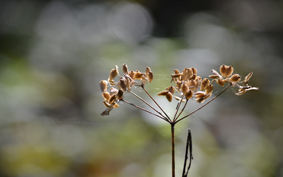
[0,0,283,177]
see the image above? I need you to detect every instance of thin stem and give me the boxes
[176,83,232,124]
[121,99,169,122]
[128,90,167,119]
[174,98,188,122]
[173,95,184,122]
[171,123,175,177]
[141,84,171,122]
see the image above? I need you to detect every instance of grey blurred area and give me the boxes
[0,0,282,177]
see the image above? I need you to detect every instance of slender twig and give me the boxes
[174,98,188,122]
[173,95,184,122]
[141,84,171,122]
[176,83,232,124]
[121,99,169,122]
[128,90,167,119]
[171,123,176,177]
[182,129,193,177]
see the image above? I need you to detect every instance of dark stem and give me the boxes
[141,84,171,122]
[171,123,176,177]
[121,99,169,122]
[174,99,188,122]
[182,129,193,177]
[176,83,232,124]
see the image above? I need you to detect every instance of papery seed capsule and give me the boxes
[166,92,173,102]
[122,63,128,74]
[117,90,124,100]
[188,80,198,91]
[191,67,197,75]
[201,78,210,91]
[148,71,153,83]
[103,100,112,108]
[224,65,234,78]
[99,80,107,92]
[176,81,182,90]
[185,90,193,100]
[209,75,219,78]
[113,102,119,108]
[174,69,180,74]
[229,74,241,82]
[181,83,189,93]
[109,68,118,81]
[166,86,175,94]
[205,84,213,95]
[110,87,119,95]
[158,90,168,96]
[189,74,196,80]
[109,95,116,104]
[220,64,226,77]
[146,66,151,76]
[102,92,111,101]
[119,77,127,91]
[134,71,142,80]
[194,91,206,99]
[217,78,225,87]
[243,72,253,85]
[128,70,135,79]
[186,68,193,79]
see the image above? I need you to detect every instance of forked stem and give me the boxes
[171,123,176,177]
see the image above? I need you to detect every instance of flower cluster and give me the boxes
[99,64,153,115]
[157,64,258,103]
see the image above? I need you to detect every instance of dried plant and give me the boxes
[99,64,259,177]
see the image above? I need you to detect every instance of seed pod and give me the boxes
[220,64,226,77]
[148,71,153,83]
[186,68,194,79]
[217,78,225,87]
[109,68,118,81]
[166,86,175,94]
[122,63,128,74]
[158,90,168,96]
[194,91,206,99]
[176,81,182,90]
[102,92,111,101]
[191,67,197,75]
[113,102,119,108]
[166,92,173,102]
[188,80,198,91]
[103,100,112,108]
[99,80,107,92]
[118,77,127,91]
[117,90,124,100]
[146,66,151,76]
[185,90,193,100]
[224,65,234,78]
[205,84,213,95]
[189,74,196,80]
[109,87,119,95]
[134,71,142,80]
[181,83,189,94]
[243,72,253,85]
[174,69,180,74]
[201,78,210,91]
[229,74,241,82]
[128,70,135,79]
[109,95,116,104]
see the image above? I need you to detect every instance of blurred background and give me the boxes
[0,0,282,177]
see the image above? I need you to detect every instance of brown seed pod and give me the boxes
[189,74,196,80]
[205,84,213,95]
[99,80,107,92]
[181,83,189,94]
[148,71,153,83]
[185,90,193,100]
[122,63,128,74]
[217,78,225,87]
[109,87,119,95]
[109,66,119,81]
[176,81,182,90]
[201,78,210,91]
[191,67,197,75]
[166,92,173,102]
[146,66,151,76]
[188,80,198,91]
[220,64,226,77]
[194,91,206,99]
[186,68,194,79]
[243,72,253,86]
[117,90,124,100]
[224,65,234,78]
[113,102,119,108]
[103,100,112,108]
[128,70,135,79]
[229,74,241,82]
[102,92,111,101]
[109,95,117,104]
[118,77,127,91]
[166,86,175,94]
[157,90,168,96]
[134,71,142,80]
[174,69,180,74]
